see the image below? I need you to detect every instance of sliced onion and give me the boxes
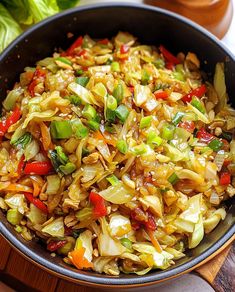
[214,150,225,172]
[210,191,220,205]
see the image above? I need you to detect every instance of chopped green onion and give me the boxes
[120,238,132,250]
[147,131,163,147]
[65,95,81,106]
[113,83,124,104]
[49,150,61,172]
[153,58,165,69]
[74,121,89,139]
[107,95,117,111]
[208,139,223,152]
[106,108,116,122]
[59,162,76,175]
[161,123,175,140]
[50,121,72,139]
[175,64,184,73]
[55,146,68,165]
[168,172,179,185]
[15,225,22,233]
[55,57,72,65]
[140,116,152,129]
[76,69,84,76]
[82,147,90,157]
[172,112,184,125]
[82,104,97,120]
[87,120,100,131]
[104,123,116,133]
[7,209,23,226]
[76,76,89,87]
[191,97,206,114]
[141,70,150,85]
[106,174,120,186]
[115,104,129,123]
[58,238,75,255]
[111,61,120,72]
[131,143,147,155]
[173,71,185,81]
[13,132,32,149]
[116,140,128,154]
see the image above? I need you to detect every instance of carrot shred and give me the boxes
[69,247,93,269]
[40,122,53,151]
[4,183,33,193]
[93,131,116,147]
[146,229,162,253]
[32,180,41,197]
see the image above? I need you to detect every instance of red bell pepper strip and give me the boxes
[0,107,21,136]
[181,84,207,103]
[66,36,83,55]
[77,49,87,57]
[128,86,134,94]
[120,44,129,54]
[178,121,195,133]
[28,67,47,97]
[17,155,25,175]
[90,191,107,218]
[145,212,157,231]
[98,38,109,45]
[154,91,168,100]
[196,128,214,143]
[220,172,231,185]
[24,161,53,175]
[47,240,67,252]
[165,62,175,70]
[159,45,180,65]
[23,192,48,214]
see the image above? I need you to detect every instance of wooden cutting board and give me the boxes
[0,235,234,292]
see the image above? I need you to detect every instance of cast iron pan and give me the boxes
[0,2,234,288]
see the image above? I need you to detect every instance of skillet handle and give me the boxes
[195,240,235,292]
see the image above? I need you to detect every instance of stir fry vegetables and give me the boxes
[0,32,235,276]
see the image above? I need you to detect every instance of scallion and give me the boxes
[153,58,165,69]
[106,174,119,186]
[50,120,72,139]
[120,238,132,250]
[147,131,163,147]
[65,94,81,106]
[168,172,179,185]
[74,121,89,139]
[172,112,184,125]
[131,143,147,155]
[55,146,68,165]
[13,132,32,149]
[141,70,150,85]
[82,104,97,120]
[87,120,100,131]
[191,97,206,114]
[76,69,84,76]
[140,116,152,129]
[107,95,118,111]
[59,162,76,175]
[111,61,120,72]
[113,83,124,104]
[115,104,129,123]
[55,57,72,66]
[116,140,128,154]
[106,108,116,122]
[161,123,175,140]
[76,76,89,87]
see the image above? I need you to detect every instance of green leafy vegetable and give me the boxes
[0,3,23,52]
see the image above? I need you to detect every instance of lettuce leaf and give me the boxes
[57,0,80,10]
[1,1,32,25]
[0,3,23,52]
